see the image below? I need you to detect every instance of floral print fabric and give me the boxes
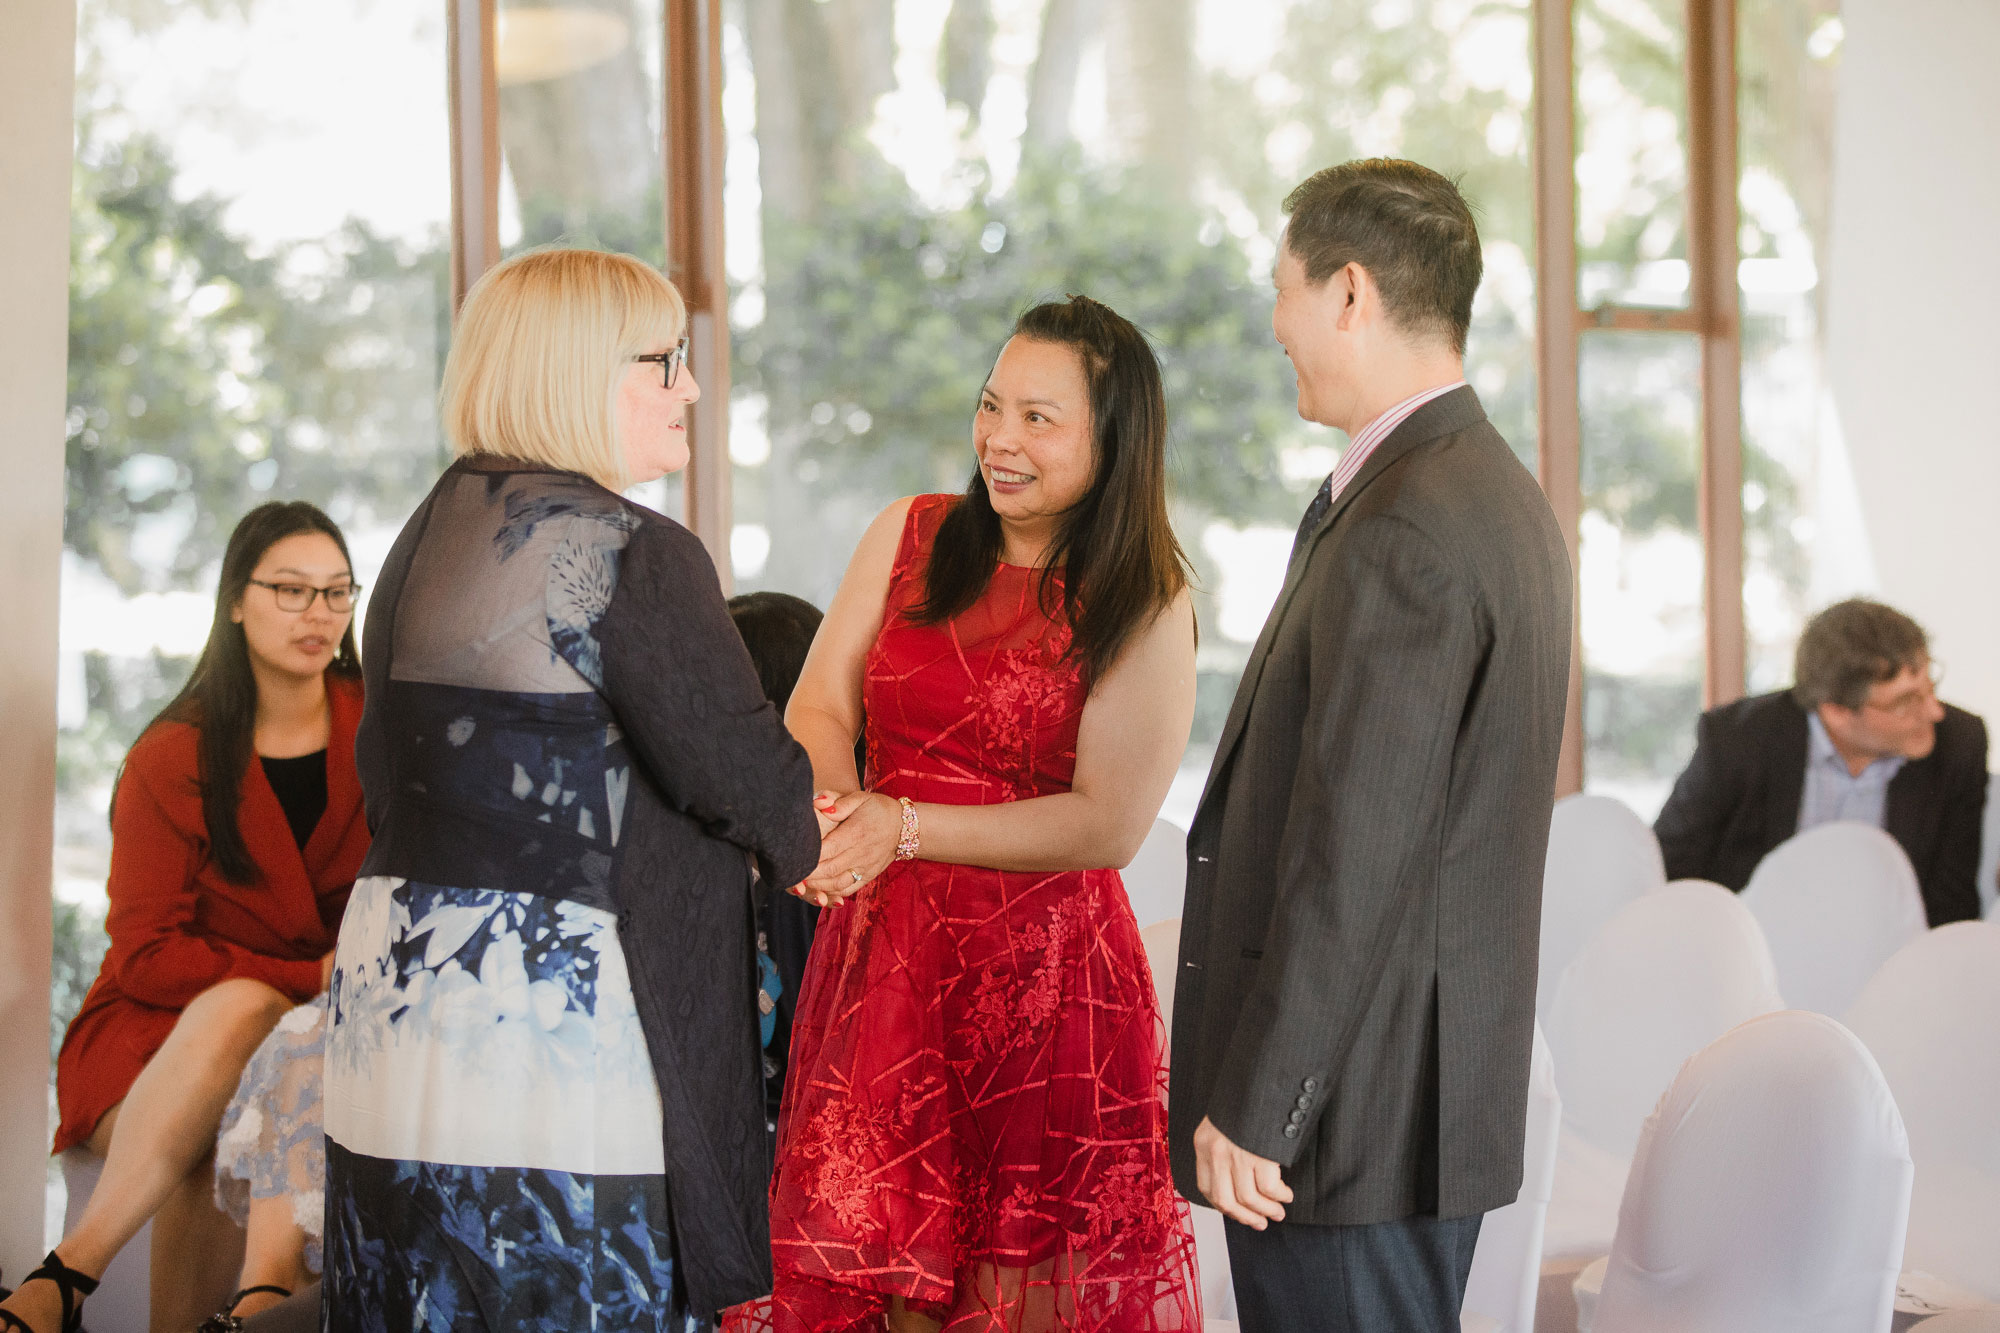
[214,997,329,1273]
[323,877,689,1330]
[740,496,1201,1332]
[325,464,711,1330]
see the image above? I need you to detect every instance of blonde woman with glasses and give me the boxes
[319,249,822,1332]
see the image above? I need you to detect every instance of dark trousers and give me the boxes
[1224,1212,1483,1333]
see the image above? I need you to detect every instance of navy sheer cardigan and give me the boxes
[353,456,821,1311]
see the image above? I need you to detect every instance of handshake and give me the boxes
[788,789,916,908]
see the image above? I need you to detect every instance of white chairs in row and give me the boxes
[1542,882,1783,1260]
[1571,1010,1912,1333]
[1552,916,2000,1328]
[1537,795,1666,1021]
[1140,915,1238,1326]
[1461,1024,1561,1333]
[1536,793,1935,1027]
[1847,923,2000,1305]
[1742,821,1927,1018]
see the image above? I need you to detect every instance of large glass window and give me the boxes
[1571,0,1704,816]
[496,0,681,518]
[1578,332,1703,816]
[720,0,1537,827]
[56,0,450,1233]
[1737,0,1864,692]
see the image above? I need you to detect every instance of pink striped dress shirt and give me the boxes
[1321,379,1468,507]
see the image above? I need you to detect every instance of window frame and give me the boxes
[447,0,1751,796]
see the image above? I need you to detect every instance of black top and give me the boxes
[1654,690,1990,926]
[260,749,328,850]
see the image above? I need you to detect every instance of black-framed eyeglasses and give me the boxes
[1860,659,1945,719]
[248,579,360,613]
[633,336,689,389]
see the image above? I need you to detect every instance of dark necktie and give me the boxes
[1290,474,1334,563]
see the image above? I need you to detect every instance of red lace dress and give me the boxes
[738,495,1199,1332]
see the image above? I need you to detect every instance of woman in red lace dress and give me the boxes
[745,297,1202,1333]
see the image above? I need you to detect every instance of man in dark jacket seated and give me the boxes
[1655,598,1989,926]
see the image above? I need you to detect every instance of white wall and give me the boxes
[0,0,78,1277]
[1826,0,2000,727]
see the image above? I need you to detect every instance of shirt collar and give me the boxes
[1807,710,1907,783]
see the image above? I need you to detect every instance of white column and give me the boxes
[0,0,77,1278]
[1825,0,2000,724]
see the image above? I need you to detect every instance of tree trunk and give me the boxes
[1104,0,1195,197]
[496,0,656,241]
[942,0,996,125]
[1025,0,1102,151]
[736,0,893,594]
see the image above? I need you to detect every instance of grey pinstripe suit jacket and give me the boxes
[1168,387,1572,1224]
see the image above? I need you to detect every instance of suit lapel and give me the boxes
[1195,387,1487,820]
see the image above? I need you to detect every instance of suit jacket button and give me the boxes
[1303,1078,1320,1093]
[1288,1109,1306,1125]
[1283,1125,1301,1139]
[1295,1094,1312,1110]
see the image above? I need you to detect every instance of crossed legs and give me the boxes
[0,977,294,1333]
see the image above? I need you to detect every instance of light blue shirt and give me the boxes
[1799,712,1904,834]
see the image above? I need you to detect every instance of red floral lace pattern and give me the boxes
[727,496,1199,1333]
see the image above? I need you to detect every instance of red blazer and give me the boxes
[53,674,368,1153]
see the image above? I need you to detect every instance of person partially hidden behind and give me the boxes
[1654,597,1989,926]
[726,589,830,1125]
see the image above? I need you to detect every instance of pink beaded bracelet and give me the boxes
[895,796,920,860]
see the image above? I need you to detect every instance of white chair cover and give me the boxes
[1123,817,1188,928]
[1462,1024,1560,1333]
[1190,1206,1236,1324]
[1846,922,2000,1304]
[1537,794,1666,1020]
[1742,821,1927,1017]
[1139,916,1182,1039]
[1583,1011,1911,1333]
[1543,883,1783,1259]
[59,1148,151,1333]
[1140,914,1236,1323]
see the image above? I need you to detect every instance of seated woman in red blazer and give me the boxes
[0,502,368,1333]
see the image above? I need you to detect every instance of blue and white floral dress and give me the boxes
[323,458,819,1331]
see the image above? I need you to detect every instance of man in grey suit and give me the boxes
[1169,160,1573,1330]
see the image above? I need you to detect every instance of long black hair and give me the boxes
[122,501,360,883]
[914,295,1192,681]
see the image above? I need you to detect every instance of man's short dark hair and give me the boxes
[1792,598,1930,712]
[1282,159,1482,356]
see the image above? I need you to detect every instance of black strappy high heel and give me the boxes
[195,1284,294,1333]
[0,1251,99,1333]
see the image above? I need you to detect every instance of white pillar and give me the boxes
[0,0,77,1278]
[1825,0,2000,724]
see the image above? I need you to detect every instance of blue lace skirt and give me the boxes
[321,876,708,1332]
[215,997,329,1272]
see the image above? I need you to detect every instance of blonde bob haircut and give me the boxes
[441,247,687,492]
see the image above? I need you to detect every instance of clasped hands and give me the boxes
[789,789,903,908]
